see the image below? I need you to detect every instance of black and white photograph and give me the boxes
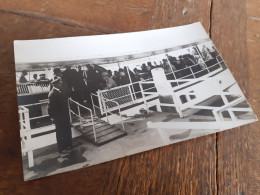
[14,22,257,181]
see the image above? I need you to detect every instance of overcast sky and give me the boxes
[14,22,209,65]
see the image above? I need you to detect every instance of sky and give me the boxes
[14,22,209,65]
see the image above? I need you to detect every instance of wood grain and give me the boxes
[247,0,260,194]
[0,0,259,194]
[210,1,250,194]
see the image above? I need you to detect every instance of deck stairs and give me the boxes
[74,116,127,146]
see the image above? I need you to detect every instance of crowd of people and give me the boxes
[18,44,218,154]
[19,44,218,106]
[19,70,50,84]
[99,45,218,88]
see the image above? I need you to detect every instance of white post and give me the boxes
[228,110,237,121]
[24,109,34,168]
[195,46,209,72]
[126,66,137,100]
[190,67,195,78]
[102,95,109,123]
[139,81,149,112]
[90,110,97,142]
[68,99,72,123]
[128,85,135,102]
[165,53,177,81]
[91,94,97,116]
[151,68,178,114]
[77,104,82,128]
[97,91,104,115]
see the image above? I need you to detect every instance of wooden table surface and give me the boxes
[0,1,259,194]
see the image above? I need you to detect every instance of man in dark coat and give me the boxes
[48,78,72,154]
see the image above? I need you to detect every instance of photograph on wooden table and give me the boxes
[14,22,257,181]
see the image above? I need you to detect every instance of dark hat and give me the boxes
[53,68,62,74]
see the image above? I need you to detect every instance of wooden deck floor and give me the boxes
[0,0,259,194]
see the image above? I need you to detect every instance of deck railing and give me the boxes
[96,56,224,114]
[18,106,34,168]
[17,82,50,95]
[68,98,97,142]
[91,93,125,131]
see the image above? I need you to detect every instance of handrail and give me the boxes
[164,57,222,82]
[68,98,97,142]
[22,100,50,121]
[91,93,125,131]
[17,82,51,94]
[19,106,30,131]
[97,83,132,93]
[164,54,220,75]
[96,58,223,104]
[18,105,34,167]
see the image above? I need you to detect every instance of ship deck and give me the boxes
[22,101,254,181]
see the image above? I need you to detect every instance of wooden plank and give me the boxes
[0,0,156,33]
[247,0,260,194]
[210,0,260,194]
[2,0,258,194]
[0,10,113,194]
[114,136,217,194]
[110,1,217,194]
[0,0,216,194]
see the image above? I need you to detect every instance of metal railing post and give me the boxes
[118,107,125,131]
[69,98,97,142]
[90,110,97,142]
[102,95,109,123]
[190,67,195,78]
[126,67,137,101]
[91,94,97,116]
[100,96,125,132]
[23,107,34,168]
[68,99,72,123]
[139,82,149,112]
[128,84,135,103]
[77,103,82,128]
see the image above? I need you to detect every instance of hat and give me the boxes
[53,68,62,74]
[51,78,61,84]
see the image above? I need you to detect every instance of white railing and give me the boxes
[17,82,50,95]
[95,56,223,113]
[22,100,49,122]
[19,106,34,168]
[147,94,254,144]
[19,97,96,168]
[91,93,125,131]
[18,102,83,168]
[165,55,223,82]
[97,84,135,108]
[68,98,97,142]
[139,68,242,118]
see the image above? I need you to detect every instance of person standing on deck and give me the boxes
[19,70,28,83]
[101,71,117,90]
[48,78,72,154]
[31,74,38,83]
[53,68,71,98]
